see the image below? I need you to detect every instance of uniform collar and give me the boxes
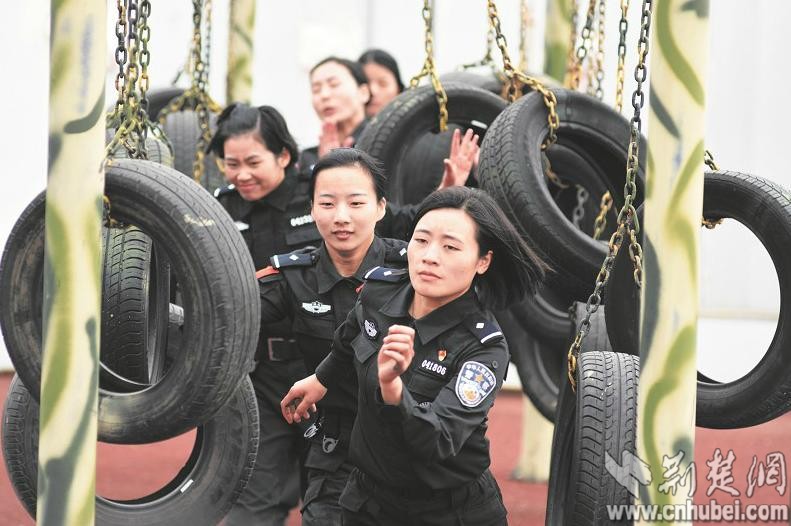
[380,284,478,345]
[256,166,298,212]
[315,236,386,294]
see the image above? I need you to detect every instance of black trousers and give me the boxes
[339,468,508,526]
[224,359,310,526]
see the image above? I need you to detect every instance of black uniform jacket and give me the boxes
[215,166,321,269]
[315,269,509,490]
[257,237,408,415]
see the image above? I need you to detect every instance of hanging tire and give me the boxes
[546,351,639,525]
[145,86,186,120]
[439,71,503,95]
[106,129,174,167]
[2,374,260,525]
[605,170,791,429]
[0,159,260,443]
[478,89,645,301]
[356,82,507,205]
[100,226,170,385]
[161,110,225,194]
[496,303,559,422]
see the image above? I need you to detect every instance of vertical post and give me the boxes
[38,1,105,524]
[226,0,256,104]
[512,395,552,481]
[543,0,574,83]
[636,0,709,522]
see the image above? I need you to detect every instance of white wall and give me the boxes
[1,1,789,374]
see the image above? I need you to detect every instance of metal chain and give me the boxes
[192,0,215,183]
[111,0,128,116]
[488,0,559,149]
[137,0,151,141]
[572,186,590,229]
[592,0,606,100]
[568,0,597,91]
[567,0,652,392]
[701,150,723,228]
[459,18,497,73]
[592,191,613,240]
[704,149,719,171]
[615,0,630,112]
[409,0,449,131]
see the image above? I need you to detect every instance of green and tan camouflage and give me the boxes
[38,1,105,524]
[636,0,709,522]
[226,0,256,104]
[543,0,575,83]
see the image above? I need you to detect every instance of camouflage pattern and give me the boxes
[636,1,709,522]
[37,1,106,524]
[226,0,256,104]
[543,0,575,83]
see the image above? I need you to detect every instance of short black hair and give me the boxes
[310,56,369,88]
[411,187,549,309]
[310,148,387,202]
[206,103,298,169]
[358,48,405,93]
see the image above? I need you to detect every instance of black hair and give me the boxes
[309,148,387,202]
[411,187,549,309]
[206,103,299,169]
[358,48,405,93]
[310,56,370,88]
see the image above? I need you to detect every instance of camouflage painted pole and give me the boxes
[543,0,575,83]
[226,0,256,104]
[636,0,709,522]
[38,1,105,524]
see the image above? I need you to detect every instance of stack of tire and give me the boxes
[473,76,791,522]
[0,120,261,524]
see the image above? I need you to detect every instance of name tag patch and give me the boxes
[420,359,448,377]
[290,214,314,227]
[455,361,496,408]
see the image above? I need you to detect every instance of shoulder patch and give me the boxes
[382,238,409,264]
[463,316,504,345]
[363,266,409,283]
[255,266,280,279]
[214,184,237,198]
[455,361,497,407]
[270,248,317,269]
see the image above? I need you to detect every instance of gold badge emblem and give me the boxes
[437,349,447,361]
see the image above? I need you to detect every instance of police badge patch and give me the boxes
[301,301,331,315]
[364,319,379,339]
[455,361,497,407]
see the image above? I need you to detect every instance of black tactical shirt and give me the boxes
[315,269,509,490]
[257,237,408,415]
[215,166,321,268]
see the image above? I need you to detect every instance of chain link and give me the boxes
[568,0,597,90]
[112,0,128,115]
[409,0,449,131]
[572,186,590,229]
[592,191,613,240]
[592,0,606,100]
[488,0,559,149]
[567,0,652,392]
[704,149,719,171]
[615,0,630,112]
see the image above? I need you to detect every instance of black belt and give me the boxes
[257,337,301,362]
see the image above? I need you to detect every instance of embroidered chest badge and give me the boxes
[455,361,497,408]
[364,319,379,339]
[437,349,447,361]
[302,301,331,315]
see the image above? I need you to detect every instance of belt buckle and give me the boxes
[267,337,286,361]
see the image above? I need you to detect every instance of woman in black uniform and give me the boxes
[282,186,547,525]
[358,48,404,117]
[256,148,407,525]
